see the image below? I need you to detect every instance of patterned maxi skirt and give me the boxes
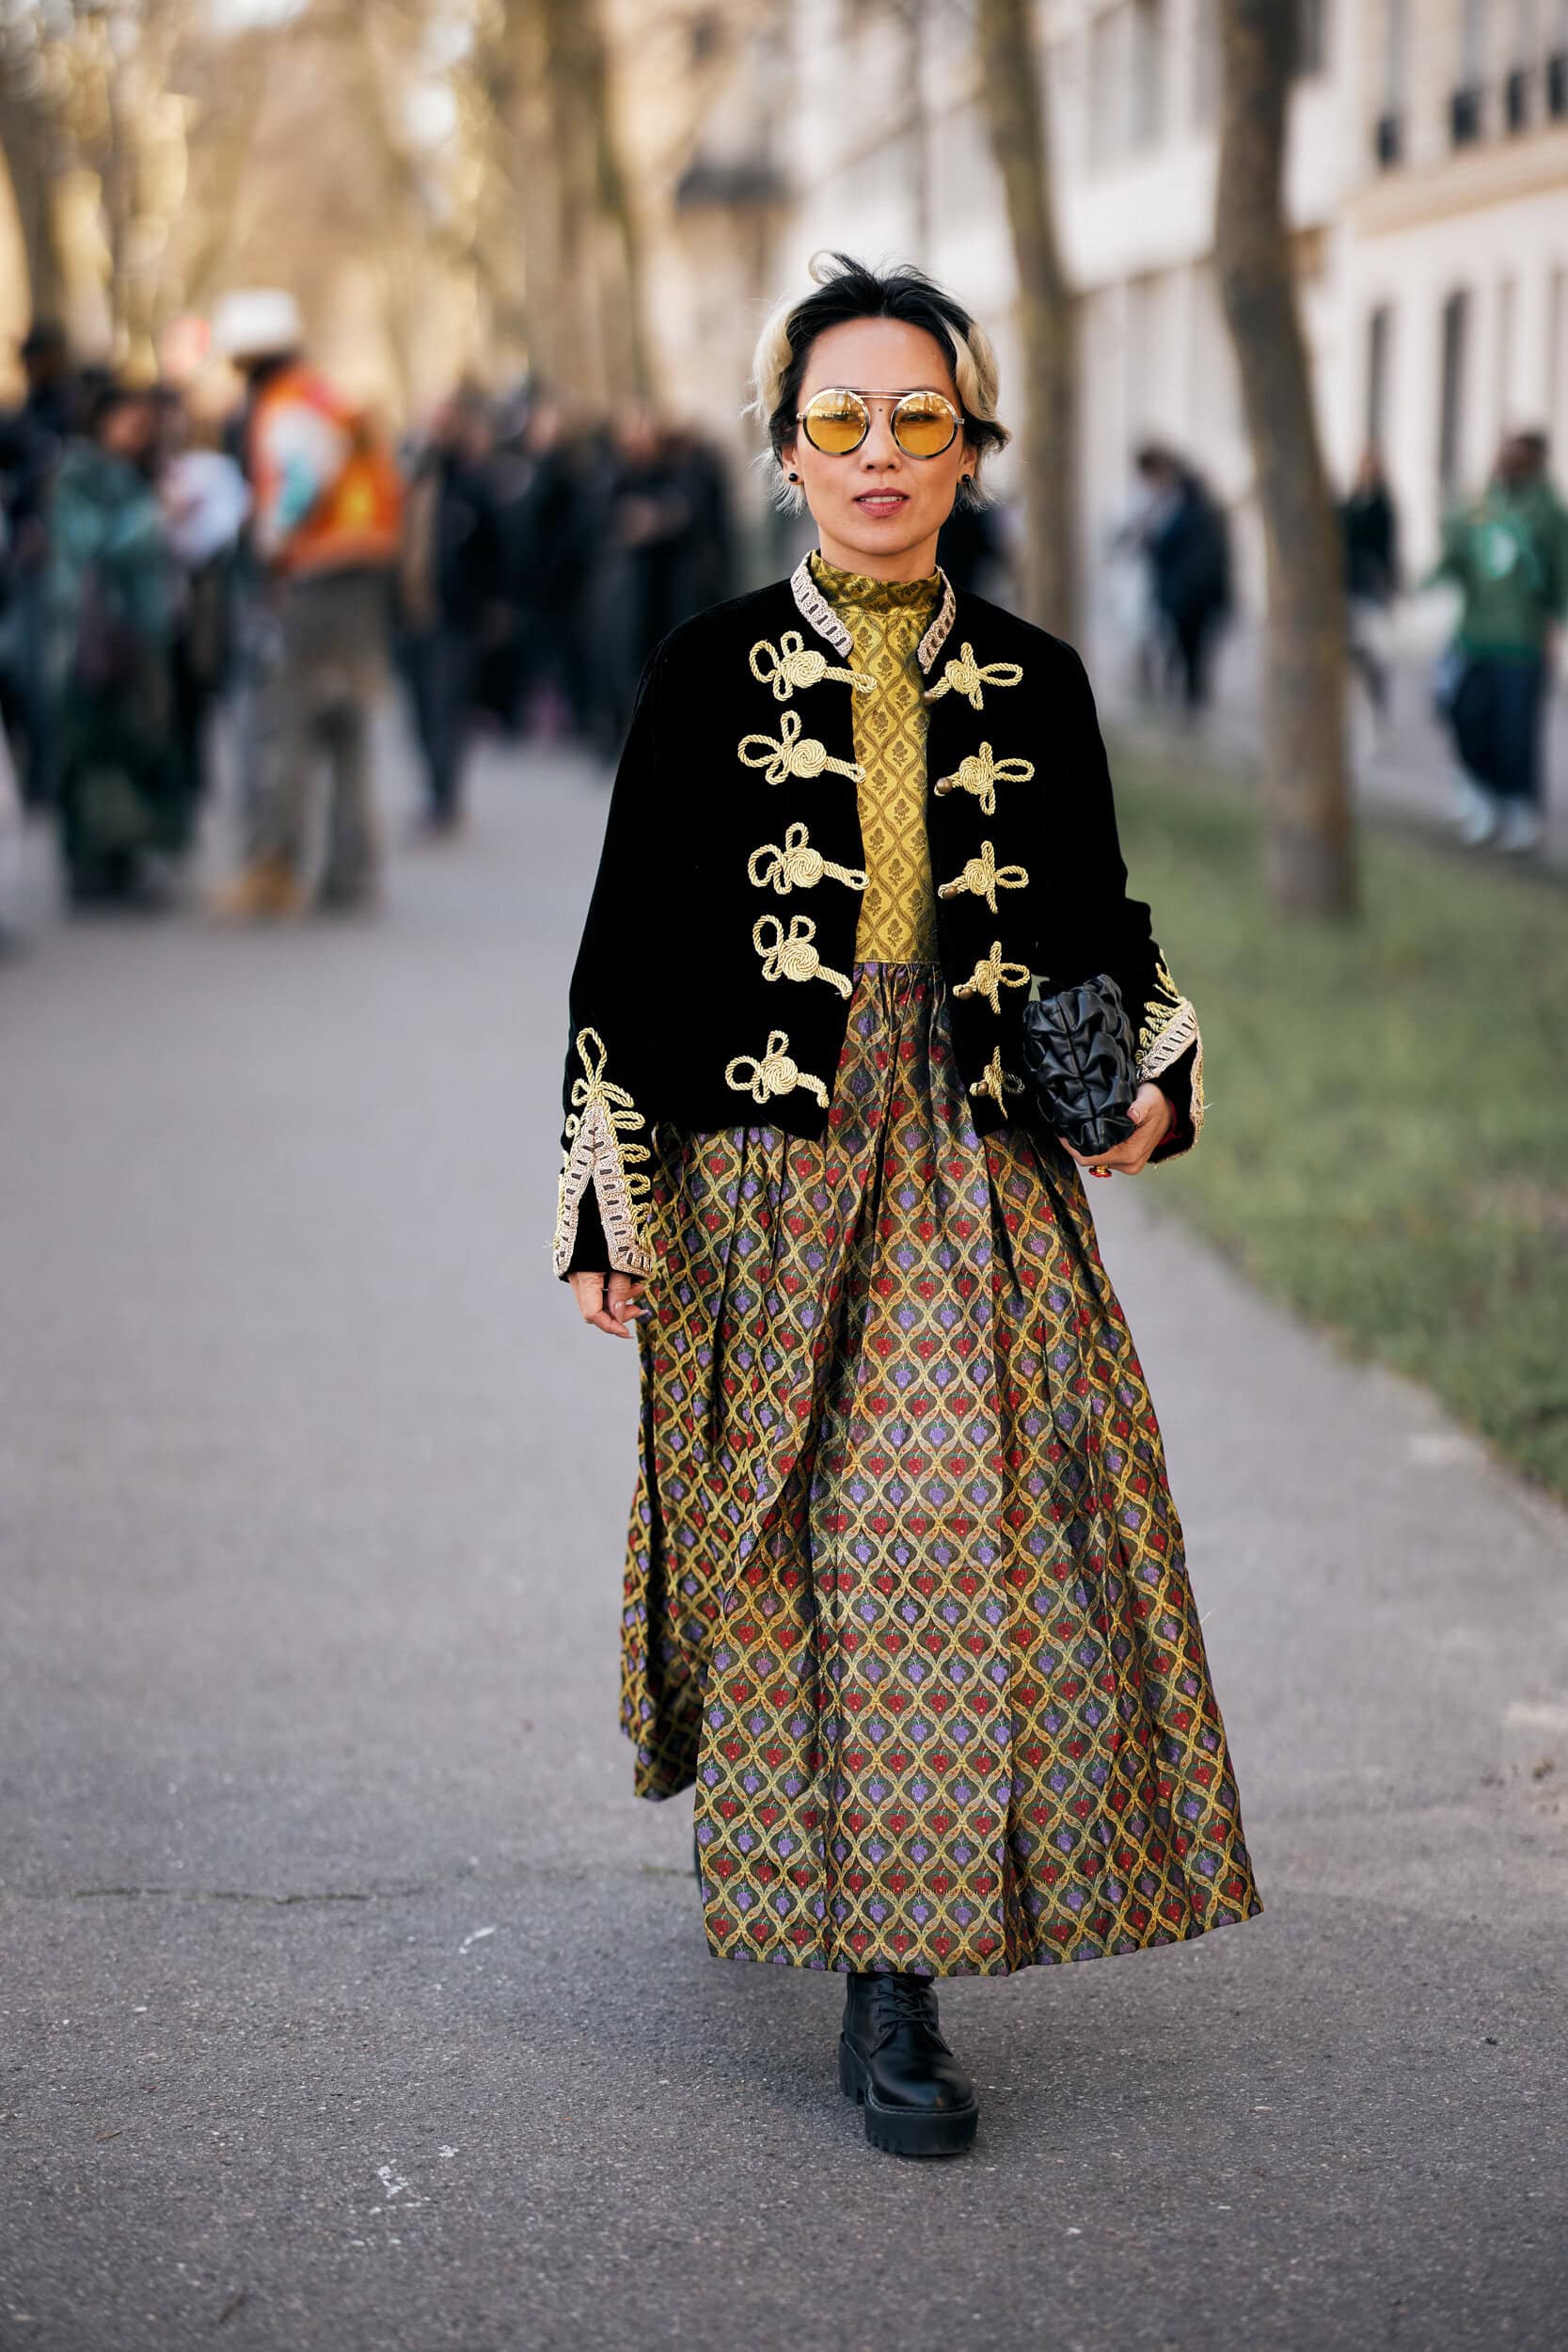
[625,961,1260,1975]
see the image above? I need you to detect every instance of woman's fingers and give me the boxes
[1069,1085,1173,1178]
[568,1269,647,1339]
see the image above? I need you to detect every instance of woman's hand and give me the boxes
[568,1269,648,1339]
[1062,1083,1172,1181]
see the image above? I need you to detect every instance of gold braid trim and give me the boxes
[915,572,957,674]
[752,913,853,999]
[953,940,1031,1016]
[933,741,1034,818]
[552,1027,656,1279]
[724,1028,831,1111]
[936,839,1030,914]
[750,631,871,703]
[1136,959,1207,1145]
[789,555,854,660]
[737,710,864,787]
[923,641,1022,709]
[747,821,867,898]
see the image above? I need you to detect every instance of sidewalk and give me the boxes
[1,725,1565,2349]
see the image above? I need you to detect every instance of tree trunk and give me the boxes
[0,85,70,322]
[1214,0,1355,916]
[974,0,1076,638]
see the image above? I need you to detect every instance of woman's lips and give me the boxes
[854,491,908,515]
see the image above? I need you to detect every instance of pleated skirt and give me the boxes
[623,961,1260,1974]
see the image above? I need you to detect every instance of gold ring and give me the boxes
[1089,1166,1113,1180]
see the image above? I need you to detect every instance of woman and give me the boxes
[47,383,184,906]
[555,256,1259,2158]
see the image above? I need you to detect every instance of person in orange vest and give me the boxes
[211,290,402,917]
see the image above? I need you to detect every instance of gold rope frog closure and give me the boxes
[937,839,1030,914]
[968,1045,1023,1108]
[934,741,1035,818]
[953,941,1031,1016]
[923,642,1022,710]
[751,914,853,998]
[749,631,872,704]
[724,1029,831,1109]
[747,822,868,898]
[737,710,864,787]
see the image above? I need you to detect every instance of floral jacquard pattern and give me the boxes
[811,555,942,965]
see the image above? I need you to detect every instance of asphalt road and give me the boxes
[2,726,1566,2352]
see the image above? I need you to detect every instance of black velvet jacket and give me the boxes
[555,560,1203,1277]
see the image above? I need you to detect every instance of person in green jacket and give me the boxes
[1432,430,1568,854]
[46,382,185,905]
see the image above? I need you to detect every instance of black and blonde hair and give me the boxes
[749,251,1009,511]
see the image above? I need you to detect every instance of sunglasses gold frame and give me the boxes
[796,387,963,459]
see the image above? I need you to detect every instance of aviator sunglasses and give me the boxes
[797,386,963,460]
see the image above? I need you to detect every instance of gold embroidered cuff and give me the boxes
[1136,961,1206,1149]
[552,1027,656,1278]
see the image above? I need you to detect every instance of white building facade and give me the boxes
[642,0,1568,644]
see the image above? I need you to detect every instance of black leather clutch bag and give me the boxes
[1019,973,1137,1158]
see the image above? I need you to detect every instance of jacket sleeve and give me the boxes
[552,647,671,1279]
[1057,644,1206,1161]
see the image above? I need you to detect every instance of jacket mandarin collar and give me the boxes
[790,552,957,677]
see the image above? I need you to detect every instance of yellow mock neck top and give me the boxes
[812,552,941,964]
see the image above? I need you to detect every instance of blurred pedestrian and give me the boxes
[1132,445,1232,713]
[156,390,250,818]
[596,405,736,749]
[1339,447,1400,734]
[211,290,402,918]
[494,398,598,742]
[0,323,80,810]
[395,390,504,836]
[45,383,184,907]
[1433,429,1568,853]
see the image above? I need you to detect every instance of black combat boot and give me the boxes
[838,1971,979,2157]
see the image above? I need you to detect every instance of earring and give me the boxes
[787,470,800,483]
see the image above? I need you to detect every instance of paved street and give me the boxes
[2,722,1566,2352]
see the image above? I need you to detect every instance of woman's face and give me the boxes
[782,316,974,580]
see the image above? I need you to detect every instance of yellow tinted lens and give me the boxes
[893,393,958,456]
[803,390,869,454]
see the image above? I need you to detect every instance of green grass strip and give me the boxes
[1112,740,1568,1502]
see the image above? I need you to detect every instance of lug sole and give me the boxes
[838,2036,978,2158]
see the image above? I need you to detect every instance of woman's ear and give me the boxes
[780,437,800,485]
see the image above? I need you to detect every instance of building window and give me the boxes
[1549,0,1568,115]
[1294,0,1330,77]
[1376,0,1409,167]
[1129,0,1166,150]
[1451,0,1488,143]
[1438,291,1472,501]
[1192,0,1221,129]
[1089,4,1130,167]
[1366,304,1394,453]
[1505,0,1535,125]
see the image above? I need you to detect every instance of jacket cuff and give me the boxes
[552,1027,657,1279]
[1148,1041,1201,1162]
